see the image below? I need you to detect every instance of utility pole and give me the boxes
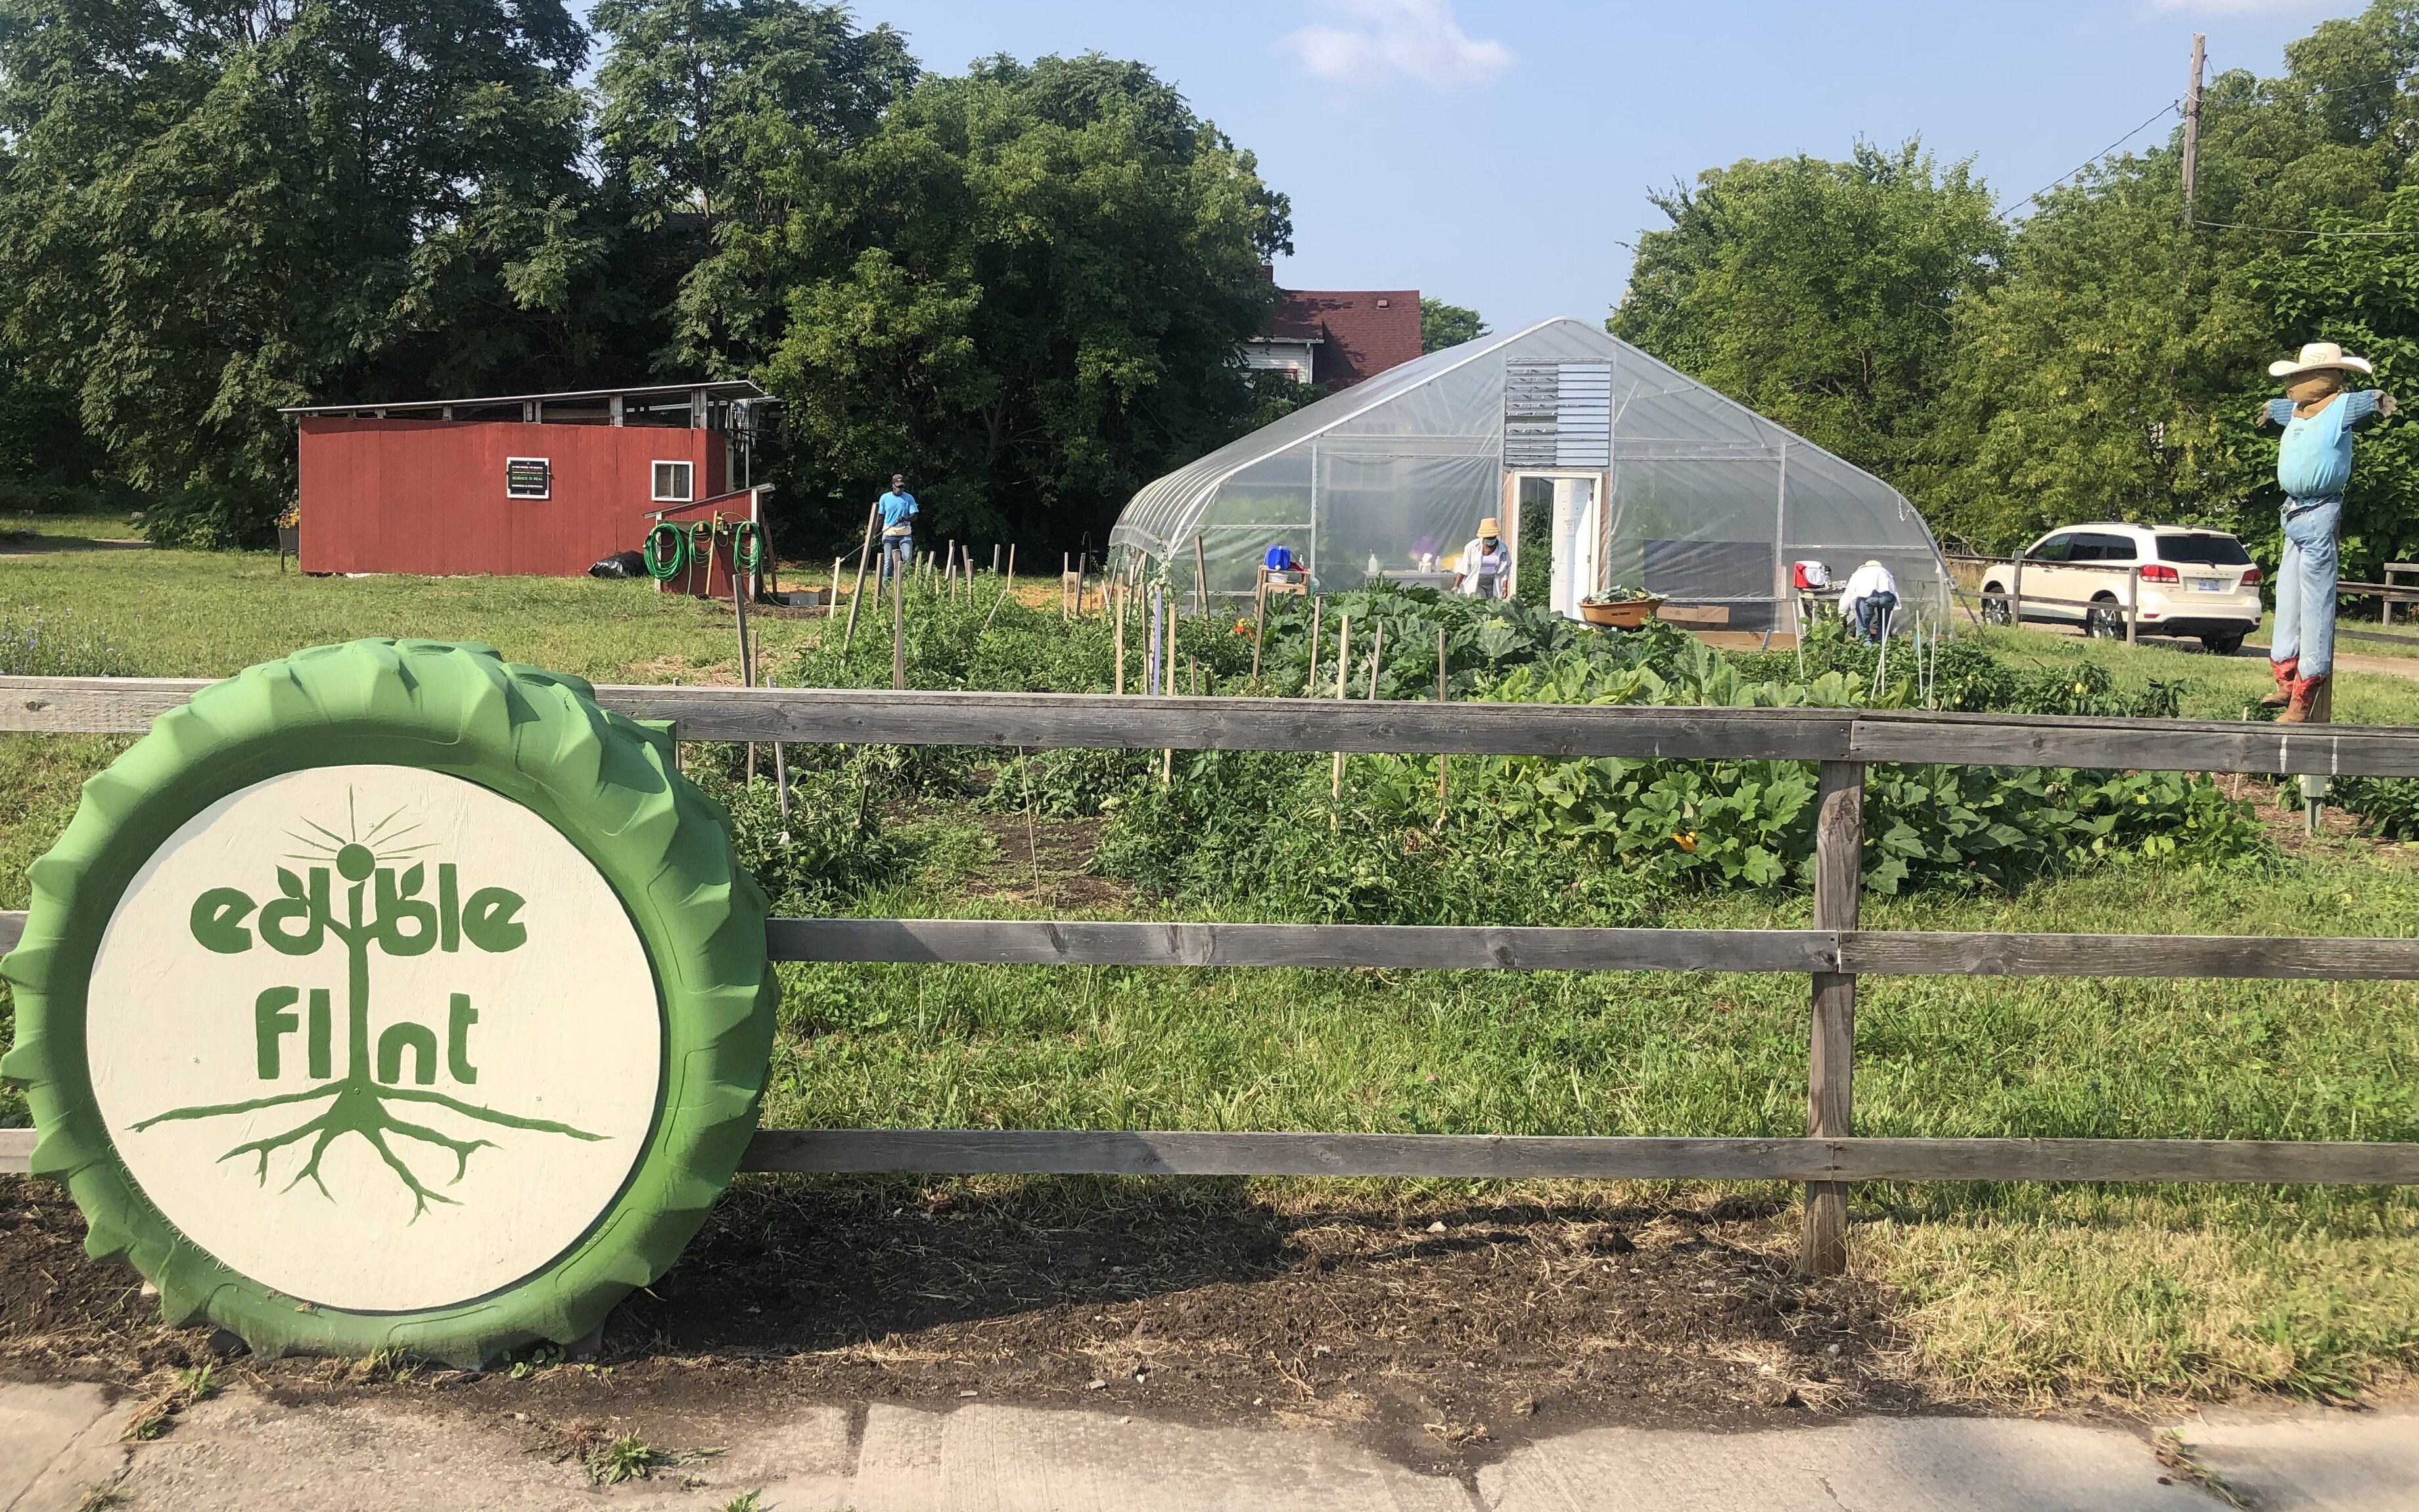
[2181,32,2205,229]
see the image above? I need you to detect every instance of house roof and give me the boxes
[1257,290,1421,389]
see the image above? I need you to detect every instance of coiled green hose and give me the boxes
[643,522,687,581]
[731,520,764,573]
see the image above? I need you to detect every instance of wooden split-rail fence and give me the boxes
[7,677,2419,1274]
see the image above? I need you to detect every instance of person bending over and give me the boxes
[1838,559,1898,644]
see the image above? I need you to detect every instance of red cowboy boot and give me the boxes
[2278,672,2329,724]
[2261,656,2297,708]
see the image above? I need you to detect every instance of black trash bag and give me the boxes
[589,550,647,579]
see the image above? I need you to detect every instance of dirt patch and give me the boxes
[1,1173,1927,1473]
[0,1176,192,1383]
[2223,773,2395,855]
[953,812,1130,911]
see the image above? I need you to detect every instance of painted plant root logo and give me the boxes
[137,795,605,1217]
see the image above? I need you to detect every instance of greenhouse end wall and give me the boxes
[1109,318,1953,631]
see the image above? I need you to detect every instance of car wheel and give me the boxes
[1980,593,2012,626]
[2085,602,2125,640]
[2201,632,2246,656]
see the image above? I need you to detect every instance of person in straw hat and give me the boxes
[2252,342,2398,722]
[1456,516,1513,599]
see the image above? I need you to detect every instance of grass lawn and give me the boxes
[3,551,2417,1405]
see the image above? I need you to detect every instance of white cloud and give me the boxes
[1283,0,1514,93]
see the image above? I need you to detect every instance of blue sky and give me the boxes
[845,1,2371,331]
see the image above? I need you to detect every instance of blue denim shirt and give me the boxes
[2269,389,2383,501]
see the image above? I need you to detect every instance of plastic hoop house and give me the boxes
[0,639,776,1365]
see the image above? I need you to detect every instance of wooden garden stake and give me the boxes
[827,556,842,618]
[1436,624,1450,814]
[1193,536,1210,618]
[733,551,757,781]
[984,545,1017,631]
[1306,597,1324,697]
[841,503,879,656]
[1364,620,1383,699]
[767,668,792,835]
[891,565,908,692]
[1249,580,1268,688]
[1161,594,1177,787]
[1331,614,1350,808]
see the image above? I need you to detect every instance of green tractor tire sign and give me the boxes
[1,640,776,1365]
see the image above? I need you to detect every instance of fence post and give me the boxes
[1803,760,1864,1277]
[2127,565,2140,647]
[2010,559,2024,629]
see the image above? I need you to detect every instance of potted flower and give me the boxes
[275,503,300,571]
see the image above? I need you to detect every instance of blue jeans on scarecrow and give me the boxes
[1853,590,1897,645]
[2270,496,2340,679]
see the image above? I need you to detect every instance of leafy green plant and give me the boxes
[688,762,912,911]
[584,1433,722,1486]
[587,1432,674,1485]
[2318,775,2419,840]
[1088,584,2265,909]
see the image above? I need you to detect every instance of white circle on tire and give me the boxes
[85,765,662,1314]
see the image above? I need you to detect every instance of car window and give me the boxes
[2092,532,2138,562]
[2155,534,2253,566]
[2028,534,2073,562]
[2067,536,2104,562]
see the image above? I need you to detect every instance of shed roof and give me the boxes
[279,380,768,417]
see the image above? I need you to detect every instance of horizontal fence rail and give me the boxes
[7,678,2419,1275]
[9,679,2419,777]
[13,913,2419,978]
[3,1126,2412,1185]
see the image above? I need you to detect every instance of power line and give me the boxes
[2194,217,2419,237]
[1998,101,2180,221]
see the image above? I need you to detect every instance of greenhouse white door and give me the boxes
[1507,471,1603,620]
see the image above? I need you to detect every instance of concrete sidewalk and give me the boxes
[4,1379,2414,1511]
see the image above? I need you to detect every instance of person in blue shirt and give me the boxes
[876,474,917,584]
[2253,344,2399,722]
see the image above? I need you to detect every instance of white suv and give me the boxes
[1977,523,2262,655]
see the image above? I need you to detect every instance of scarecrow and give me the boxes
[2253,342,2399,722]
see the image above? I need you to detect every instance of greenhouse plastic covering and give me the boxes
[1109,318,1952,633]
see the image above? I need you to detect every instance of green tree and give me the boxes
[757,53,1292,551]
[2243,185,2419,572]
[591,0,915,377]
[1933,1,2419,554]
[0,348,114,511]
[1931,165,2265,552]
[1420,298,1486,352]
[0,0,608,544]
[1610,140,2004,497]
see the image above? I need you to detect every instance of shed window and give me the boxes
[653,461,694,503]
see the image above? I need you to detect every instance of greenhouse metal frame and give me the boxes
[1109,318,1952,634]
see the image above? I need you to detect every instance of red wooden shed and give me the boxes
[281,381,769,584]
